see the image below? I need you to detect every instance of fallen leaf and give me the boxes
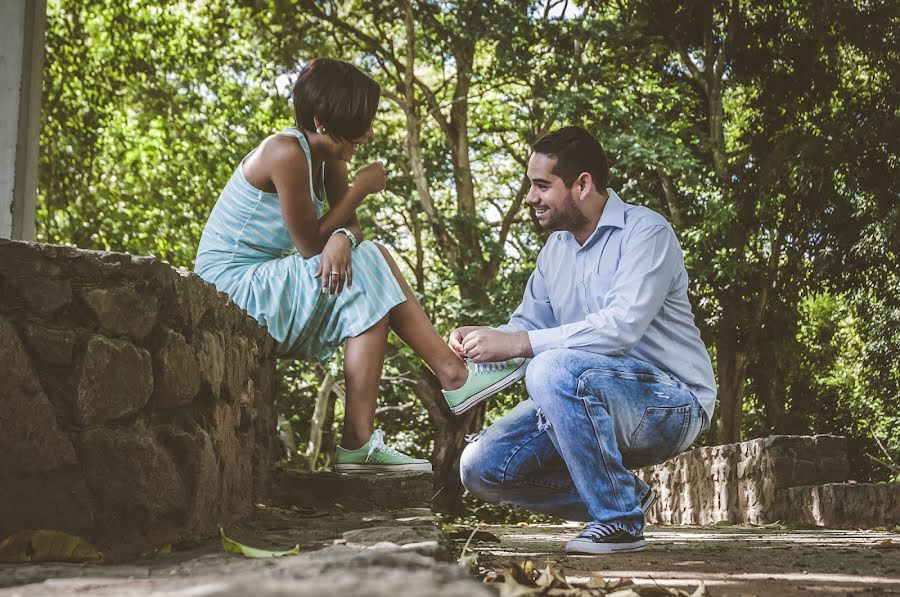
[459,552,479,571]
[535,562,570,589]
[220,528,299,558]
[0,529,102,563]
[583,575,634,591]
[714,520,733,526]
[507,560,536,586]
[690,581,710,597]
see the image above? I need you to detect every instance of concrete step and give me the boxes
[266,468,433,512]
[773,483,900,529]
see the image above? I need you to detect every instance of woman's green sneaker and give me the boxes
[442,358,528,415]
[334,429,432,474]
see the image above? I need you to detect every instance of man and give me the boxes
[448,126,716,554]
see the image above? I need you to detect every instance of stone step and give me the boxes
[267,468,433,512]
[773,483,900,529]
[639,434,854,526]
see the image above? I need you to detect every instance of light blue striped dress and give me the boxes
[195,128,407,362]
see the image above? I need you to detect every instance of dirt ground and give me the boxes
[469,524,900,596]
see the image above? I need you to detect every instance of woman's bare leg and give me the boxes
[373,243,468,391]
[340,313,389,449]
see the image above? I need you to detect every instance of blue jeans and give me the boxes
[459,349,708,535]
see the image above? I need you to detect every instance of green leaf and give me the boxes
[220,528,299,558]
[0,529,103,563]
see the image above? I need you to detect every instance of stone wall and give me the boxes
[638,435,853,526]
[0,239,279,558]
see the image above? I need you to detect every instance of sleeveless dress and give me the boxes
[194,128,407,362]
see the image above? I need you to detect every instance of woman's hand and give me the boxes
[352,161,386,196]
[315,234,353,296]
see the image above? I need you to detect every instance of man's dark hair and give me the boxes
[292,58,381,142]
[532,126,609,192]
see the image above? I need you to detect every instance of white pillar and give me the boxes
[1,0,46,241]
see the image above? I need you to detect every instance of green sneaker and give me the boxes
[334,429,432,474]
[442,358,528,415]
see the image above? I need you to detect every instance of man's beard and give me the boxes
[545,191,589,233]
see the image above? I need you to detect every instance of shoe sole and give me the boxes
[565,538,647,554]
[641,489,658,514]
[449,360,528,415]
[334,463,433,474]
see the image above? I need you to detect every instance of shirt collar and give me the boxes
[597,188,626,230]
[570,188,625,248]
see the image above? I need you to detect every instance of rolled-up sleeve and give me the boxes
[526,224,680,355]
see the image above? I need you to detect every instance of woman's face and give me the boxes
[336,126,374,161]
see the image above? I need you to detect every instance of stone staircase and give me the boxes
[637,435,900,528]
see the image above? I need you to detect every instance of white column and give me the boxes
[1,0,46,241]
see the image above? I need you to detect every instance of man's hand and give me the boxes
[315,233,353,296]
[461,329,534,362]
[448,325,487,356]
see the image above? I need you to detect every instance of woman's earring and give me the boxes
[316,126,326,134]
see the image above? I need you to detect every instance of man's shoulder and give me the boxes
[621,203,673,235]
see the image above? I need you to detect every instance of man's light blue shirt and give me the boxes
[499,189,717,419]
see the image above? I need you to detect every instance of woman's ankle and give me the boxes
[439,357,469,391]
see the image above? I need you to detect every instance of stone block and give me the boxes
[78,426,187,534]
[0,470,94,539]
[0,316,78,475]
[77,335,153,424]
[773,483,900,528]
[340,525,452,561]
[223,335,256,405]
[18,276,72,315]
[793,459,818,485]
[81,287,158,340]
[814,434,848,457]
[818,456,850,483]
[267,469,433,512]
[176,270,215,327]
[157,424,220,533]
[210,402,253,518]
[153,329,201,409]
[21,322,76,366]
[195,330,225,398]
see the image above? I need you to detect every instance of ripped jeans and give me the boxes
[459,349,708,536]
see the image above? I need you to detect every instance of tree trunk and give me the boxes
[413,371,485,515]
[716,328,748,444]
[305,371,335,470]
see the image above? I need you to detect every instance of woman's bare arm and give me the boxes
[324,160,365,243]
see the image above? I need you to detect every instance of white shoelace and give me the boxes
[366,429,404,462]
[472,360,510,375]
[576,522,620,540]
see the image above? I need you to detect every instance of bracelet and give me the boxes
[332,227,358,249]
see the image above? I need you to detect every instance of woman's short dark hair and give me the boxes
[292,58,381,142]
[532,126,609,192]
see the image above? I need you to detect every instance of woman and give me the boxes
[195,58,525,473]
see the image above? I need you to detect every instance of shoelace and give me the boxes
[576,522,620,540]
[366,429,404,462]
[472,360,510,375]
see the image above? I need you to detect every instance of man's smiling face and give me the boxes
[526,152,588,233]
